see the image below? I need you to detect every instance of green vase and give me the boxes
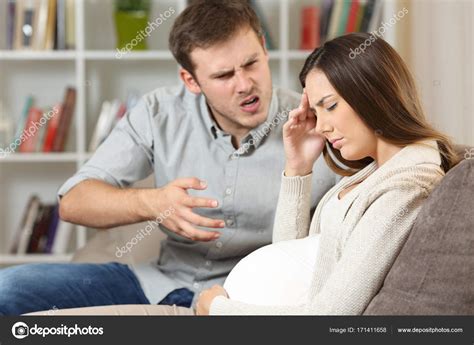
[115,10,149,51]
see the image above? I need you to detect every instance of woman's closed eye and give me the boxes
[327,102,338,111]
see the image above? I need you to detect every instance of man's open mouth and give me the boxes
[240,96,259,106]
[240,96,260,113]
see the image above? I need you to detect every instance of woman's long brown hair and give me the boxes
[299,32,459,176]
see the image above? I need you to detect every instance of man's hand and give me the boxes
[196,285,228,315]
[139,177,225,242]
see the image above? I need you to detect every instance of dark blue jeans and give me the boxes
[0,262,150,315]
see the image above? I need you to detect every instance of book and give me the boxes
[346,0,360,33]
[18,106,42,152]
[43,103,62,152]
[56,0,66,49]
[44,0,57,50]
[360,0,376,32]
[10,195,41,254]
[320,0,334,43]
[35,206,55,253]
[337,0,352,36]
[27,204,54,253]
[33,0,49,50]
[52,87,76,151]
[300,6,320,50]
[355,0,367,32]
[35,106,52,152]
[65,0,75,49]
[7,0,17,49]
[327,0,344,40]
[44,204,60,253]
[13,95,34,151]
[10,199,73,255]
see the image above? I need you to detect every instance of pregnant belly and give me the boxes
[223,235,320,306]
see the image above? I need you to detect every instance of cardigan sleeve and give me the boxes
[209,183,432,315]
[271,172,313,243]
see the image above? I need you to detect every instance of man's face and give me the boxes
[188,27,273,136]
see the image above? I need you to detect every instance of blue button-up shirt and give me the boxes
[58,85,338,305]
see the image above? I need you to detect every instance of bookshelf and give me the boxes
[0,0,399,266]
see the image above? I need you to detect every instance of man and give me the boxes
[0,0,337,315]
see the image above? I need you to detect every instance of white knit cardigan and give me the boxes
[210,142,445,315]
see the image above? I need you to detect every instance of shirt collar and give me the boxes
[198,93,223,140]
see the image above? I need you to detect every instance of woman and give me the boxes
[195,32,459,315]
[39,33,459,316]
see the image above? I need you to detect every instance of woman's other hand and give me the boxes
[283,90,326,176]
[196,285,229,315]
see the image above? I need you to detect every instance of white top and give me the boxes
[223,185,361,306]
[211,141,445,314]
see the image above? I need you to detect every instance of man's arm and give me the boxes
[59,179,145,229]
[59,177,225,241]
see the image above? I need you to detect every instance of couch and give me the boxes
[60,145,474,315]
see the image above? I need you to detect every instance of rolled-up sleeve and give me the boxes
[57,99,155,201]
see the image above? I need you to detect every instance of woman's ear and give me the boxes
[179,68,202,94]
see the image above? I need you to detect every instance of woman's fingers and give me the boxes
[299,92,310,121]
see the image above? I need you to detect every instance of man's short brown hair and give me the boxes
[169,0,264,77]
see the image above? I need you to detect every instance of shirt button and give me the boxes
[226,219,234,227]
[215,241,223,249]
[205,260,212,267]
[193,282,200,289]
[225,188,232,196]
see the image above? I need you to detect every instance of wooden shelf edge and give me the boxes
[0,254,73,264]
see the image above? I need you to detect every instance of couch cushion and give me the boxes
[364,157,474,315]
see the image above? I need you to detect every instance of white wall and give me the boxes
[409,0,473,146]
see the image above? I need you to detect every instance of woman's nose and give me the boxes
[315,116,331,135]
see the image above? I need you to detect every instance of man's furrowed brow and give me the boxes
[241,53,259,66]
[210,68,234,78]
[209,53,260,78]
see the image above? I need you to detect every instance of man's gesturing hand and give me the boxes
[139,177,224,242]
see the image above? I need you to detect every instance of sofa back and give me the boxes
[364,153,474,315]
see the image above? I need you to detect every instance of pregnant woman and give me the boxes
[40,33,459,316]
[197,32,459,315]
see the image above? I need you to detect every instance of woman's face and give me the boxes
[305,69,377,161]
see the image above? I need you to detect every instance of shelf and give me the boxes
[0,51,77,60]
[0,50,309,61]
[84,50,283,61]
[85,50,174,60]
[0,254,73,265]
[0,0,398,266]
[0,153,81,163]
